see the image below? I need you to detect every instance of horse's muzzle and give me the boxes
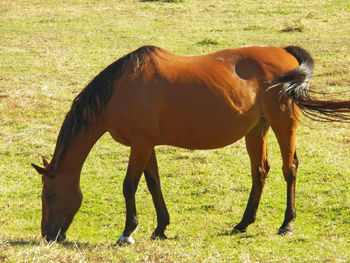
[42,227,67,243]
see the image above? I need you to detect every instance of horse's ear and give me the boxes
[42,156,51,168]
[32,163,47,175]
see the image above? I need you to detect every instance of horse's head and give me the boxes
[32,157,82,242]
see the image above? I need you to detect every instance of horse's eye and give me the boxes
[45,194,56,203]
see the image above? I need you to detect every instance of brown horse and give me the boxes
[32,45,350,244]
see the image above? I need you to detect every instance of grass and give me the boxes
[280,21,305,33]
[197,38,219,46]
[140,0,184,3]
[1,0,350,262]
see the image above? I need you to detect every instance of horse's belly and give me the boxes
[158,101,260,150]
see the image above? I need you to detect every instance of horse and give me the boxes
[32,45,350,244]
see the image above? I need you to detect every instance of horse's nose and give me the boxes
[43,232,54,242]
[42,229,66,243]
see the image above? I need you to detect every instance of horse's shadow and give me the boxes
[3,239,96,249]
[4,239,41,246]
[4,232,249,248]
[4,237,180,248]
[217,230,257,239]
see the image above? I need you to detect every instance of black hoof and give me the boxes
[231,227,247,235]
[150,232,167,240]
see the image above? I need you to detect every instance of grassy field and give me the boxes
[1,0,349,262]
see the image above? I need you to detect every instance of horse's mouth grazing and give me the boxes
[43,229,66,243]
[42,224,67,243]
[42,215,73,243]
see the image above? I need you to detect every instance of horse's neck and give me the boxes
[52,127,105,177]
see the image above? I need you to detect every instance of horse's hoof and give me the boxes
[231,227,247,235]
[278,228,293,236]
[150,232,167,240]
[116,234,135,245]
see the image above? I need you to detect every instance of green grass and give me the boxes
[197,38,220,46]
[1,0,350,262]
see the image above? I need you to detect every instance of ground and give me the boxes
[0,0,349,262]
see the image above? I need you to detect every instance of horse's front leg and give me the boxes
[117,141,153,244]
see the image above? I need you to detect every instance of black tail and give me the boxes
[269,45,350,122]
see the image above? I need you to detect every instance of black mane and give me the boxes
[52,46,159,162]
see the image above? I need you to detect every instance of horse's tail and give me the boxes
[269,46,350,122]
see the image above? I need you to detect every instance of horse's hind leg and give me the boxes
[232,118,270,234]
[117,141,154,244]
[272,121,299,235]
[144,150,170,239]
